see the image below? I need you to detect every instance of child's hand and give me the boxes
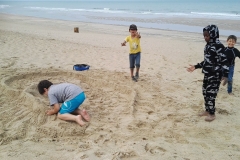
[221,77,228,86]
[46,109,53,115]
[136,32,141,38]
[121,42,126,46]
[187,65,195,72]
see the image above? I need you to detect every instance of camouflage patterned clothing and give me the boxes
[195,25,229,115]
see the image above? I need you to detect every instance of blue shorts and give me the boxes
[129,52,141,68]
[59,92,86,114]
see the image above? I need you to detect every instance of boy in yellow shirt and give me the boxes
[121,24,141,82]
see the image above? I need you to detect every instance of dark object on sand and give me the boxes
[74,27,79,33]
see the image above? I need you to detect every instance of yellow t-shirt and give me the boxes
[125,35,141,54]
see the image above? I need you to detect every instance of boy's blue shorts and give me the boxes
[129,52,141,68]
[59,92,85,114]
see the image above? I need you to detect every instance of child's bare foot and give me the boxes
[205,114,216,122]
[75,115,85,126]
[198,111,209,116]
[80,109,90,122]
[228,92,234,95]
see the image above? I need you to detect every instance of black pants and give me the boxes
[202,72,222,115]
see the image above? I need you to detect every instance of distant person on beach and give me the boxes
[37,80,90,126]
[223,35,240,95]
[121,24,141,82]
[187,24,229,122]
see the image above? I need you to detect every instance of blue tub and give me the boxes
[73,64,90,71]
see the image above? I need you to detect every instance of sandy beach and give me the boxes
[0,13,240,160]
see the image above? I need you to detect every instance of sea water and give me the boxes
[0,0,240,35]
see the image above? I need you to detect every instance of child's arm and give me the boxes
[220,47,229,86]
[46,103,60,115]
[220,51,229,78]
[194,61,204,69]
[235,48,240,59]
[121,40,126,46]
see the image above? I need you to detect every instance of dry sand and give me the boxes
[0,14,240,160]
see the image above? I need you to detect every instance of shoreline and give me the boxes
[1,13,240,37]
[86,15,240,36]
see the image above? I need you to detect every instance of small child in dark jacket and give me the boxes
[224,35,240,95]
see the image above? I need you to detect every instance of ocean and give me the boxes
[0,0,240,35]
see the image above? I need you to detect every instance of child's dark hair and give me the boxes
[38,80,53,95]
[129,24,137,31]
[227,35,237,42]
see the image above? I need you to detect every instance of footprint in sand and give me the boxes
[0,58,17,69]
[145,143,166,154]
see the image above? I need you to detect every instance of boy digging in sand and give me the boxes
[121,24,141,82]
[37,80,90,126]
[187,25,229,122]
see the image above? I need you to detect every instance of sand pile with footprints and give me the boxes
[1,14,240,160]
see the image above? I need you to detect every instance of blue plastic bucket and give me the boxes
[73,64,90,71]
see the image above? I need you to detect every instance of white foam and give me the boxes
[191,12,240,17]
[23,6,240,20]
[142,11,152,14]
[25,6,127,14]
[25,7,68,11]
[0,5,10,9]
[143,11,240,19]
